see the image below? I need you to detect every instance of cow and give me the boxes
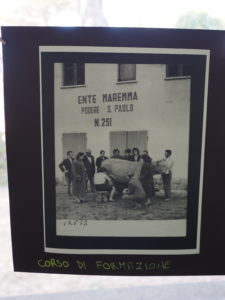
[102,158,142,183]
[101,158,166,183]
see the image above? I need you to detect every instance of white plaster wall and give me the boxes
[54,63,190,180]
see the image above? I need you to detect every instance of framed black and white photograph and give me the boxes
[3,26,225,275]
[40,46,209,255]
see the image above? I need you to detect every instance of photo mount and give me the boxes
[2,26,225,275]
[40,47,208,255]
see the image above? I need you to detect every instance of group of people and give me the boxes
[59,149,95,203]
[111,147,148,162]
[58,147,174,206]
[121,149,174,208]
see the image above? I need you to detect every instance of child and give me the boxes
[94,167,115,202]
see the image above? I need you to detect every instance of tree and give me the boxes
[0,0,76,25]
[0,0,108,186]
[0,0,107,26]
[176,11,225,30]
[81,0,108,26]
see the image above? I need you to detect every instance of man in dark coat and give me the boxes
[59,150,74,195]
[123,148,133,161]
[96,150,108,172]
[83,149,95,192]
[111,148,122,159]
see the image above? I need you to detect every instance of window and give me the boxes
[118,64,136,82]
[62,62,85,86]
[110,130,148,156]
[166,64,191,78]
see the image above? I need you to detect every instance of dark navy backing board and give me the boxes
[2,26,225,275]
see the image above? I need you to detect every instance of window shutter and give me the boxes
[118,64,136,81]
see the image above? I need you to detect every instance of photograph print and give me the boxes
[40,46,209,255]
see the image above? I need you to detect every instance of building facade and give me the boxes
[54,62,191,181]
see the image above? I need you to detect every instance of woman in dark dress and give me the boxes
[140,154,154,206]
[71,152,86,203]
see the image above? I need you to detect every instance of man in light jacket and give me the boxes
[161,149,174,201]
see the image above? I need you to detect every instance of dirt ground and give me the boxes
[56,185,187,220]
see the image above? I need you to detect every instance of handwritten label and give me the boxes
[37,258,69,268]
[37,258,172,272]
[75,260,87,270]
[63,219,88,227]
[95,260,171,271]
